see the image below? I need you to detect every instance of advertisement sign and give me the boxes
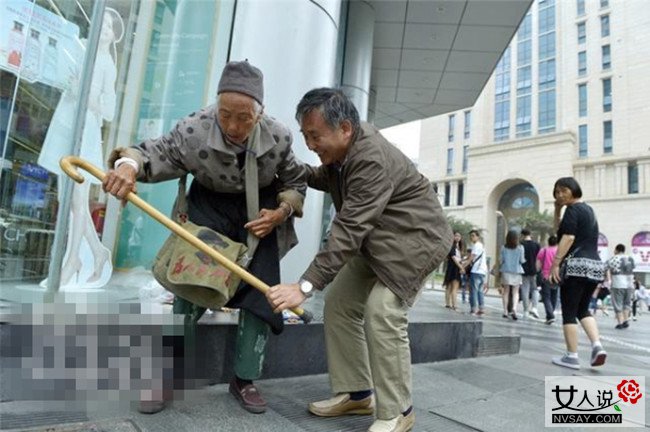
[597,233,609,262]
[0,0,81,88]
[631,231,650,273]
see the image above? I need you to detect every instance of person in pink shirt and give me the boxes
[537,235,559,324]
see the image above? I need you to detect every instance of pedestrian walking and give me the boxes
[443,232,465,310]
[606,244,635,329]
[494,230,525,320]
[537,235,559,324]
[549,177,607,370]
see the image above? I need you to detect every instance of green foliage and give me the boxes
[446,214,482,251]
[511,209,554,241]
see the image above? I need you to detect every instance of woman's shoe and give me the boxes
[60,259,82,287]
[85,246,112,287]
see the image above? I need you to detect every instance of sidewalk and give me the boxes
[2,290,649,431]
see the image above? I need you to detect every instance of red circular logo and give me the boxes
[617,379,643,404]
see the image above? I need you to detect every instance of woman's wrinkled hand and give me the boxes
[244,208,285,238]
[102,164,137,205]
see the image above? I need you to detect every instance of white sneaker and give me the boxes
[552,354,580,370]
[529,309,539,319]
[368,411,415,432]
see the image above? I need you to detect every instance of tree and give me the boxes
[511,209,554,241]
[446,214,482,249]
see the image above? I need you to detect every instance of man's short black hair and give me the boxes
[521,228,531,236]
[615,243,625,253]
[295,88,360,135]
[469,229,480,237]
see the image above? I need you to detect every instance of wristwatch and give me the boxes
[299,279,314,298]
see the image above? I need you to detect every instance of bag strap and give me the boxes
[244,123,261,261]
[173,175,189,223]
[169,124,262,267]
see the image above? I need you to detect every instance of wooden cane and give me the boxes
[60,156,313,323]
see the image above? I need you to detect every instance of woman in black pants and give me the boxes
[549,177,607,370]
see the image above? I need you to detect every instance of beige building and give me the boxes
[419,0,650,276]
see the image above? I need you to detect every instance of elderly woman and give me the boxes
[103,61,305,413]
[549,177,607,370]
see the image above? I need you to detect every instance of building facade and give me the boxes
[419,0,650,279]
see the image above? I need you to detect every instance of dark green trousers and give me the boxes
[173,297,269,380]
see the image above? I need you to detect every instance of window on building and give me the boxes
[516,94,532,137]
[579,84,587,117]
[494,99,510,141]
[444,183,451,207]
[519,14,532,40]
[628,163,639,194]
[448,114,455,142]
[577,0,585,16]
[577,22,586,45]
[602,78,612,112]
[446,148,454,175]
[462,145,469,173]
[539,6,555,33]
[602,44,611,70]
[600,0,609,8]
[517,65,532,95]
[494,48,511,142]
[603,120,613,153]
[457,182,464,206]
[579,124,588,157]
[464,111,471,139]
[539,33,556,60]
[578,51,587,76]
[539,90,556,134]
[518,39,532,66]
[601,14,610,37]
[539,59,556,90]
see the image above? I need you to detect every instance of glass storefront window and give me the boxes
[0,0,233,299]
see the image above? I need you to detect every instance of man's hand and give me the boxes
[102,164,137,203]
[244,208,285,238]
[266,283,305,313]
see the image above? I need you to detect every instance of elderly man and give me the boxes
[267,88,451,432]
[102,61,305,414]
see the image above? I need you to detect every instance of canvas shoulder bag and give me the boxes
[152,124,263,309]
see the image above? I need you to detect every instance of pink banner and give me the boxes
[597,232,609,262]
[631,231,650,273]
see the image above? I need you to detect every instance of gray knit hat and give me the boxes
[217,60,264,105]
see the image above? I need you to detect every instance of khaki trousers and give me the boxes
[324,256,412,419]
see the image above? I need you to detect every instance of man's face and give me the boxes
[217,92,261,145]
[300,109,352,165]
[470,233,479,244]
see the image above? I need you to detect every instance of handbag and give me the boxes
[153,124,263,309]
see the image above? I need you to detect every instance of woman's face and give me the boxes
[100,13,115,44]
[453,232,462,243]
[554,185,574,205]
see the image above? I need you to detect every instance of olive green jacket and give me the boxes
[301,123,452,306]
